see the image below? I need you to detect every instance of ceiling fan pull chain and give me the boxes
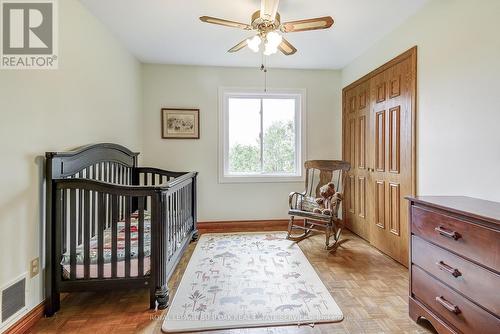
[260,53,268,92]
[264,67,267,92]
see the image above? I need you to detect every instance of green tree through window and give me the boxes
[229,120,295,174]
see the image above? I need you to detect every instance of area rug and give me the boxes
[162,232,343,333]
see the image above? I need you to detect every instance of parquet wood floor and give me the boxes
[29,230,436,334]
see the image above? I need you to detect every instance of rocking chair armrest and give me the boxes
[289,191,306,209]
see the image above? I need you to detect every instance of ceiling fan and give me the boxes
[200,0,334,56]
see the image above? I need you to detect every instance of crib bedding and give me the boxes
[61,211,151,267]
[63,257,151,279]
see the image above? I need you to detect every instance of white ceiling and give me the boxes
[79,0,428,69]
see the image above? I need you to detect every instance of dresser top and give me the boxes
[407,196,500,226]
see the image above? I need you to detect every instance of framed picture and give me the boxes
[161,108,200,139]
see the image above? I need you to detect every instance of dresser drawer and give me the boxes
[412,265,500,334]
[412,235,500,315]
[411,205,500,272]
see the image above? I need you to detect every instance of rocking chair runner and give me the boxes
[287,160,351,250]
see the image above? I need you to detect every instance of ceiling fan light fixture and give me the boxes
[266,31,282,49]
[263,44,278,56]
[246,35,262,52]
[262,30,282,55]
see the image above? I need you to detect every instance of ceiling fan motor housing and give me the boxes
[251,10,281,34]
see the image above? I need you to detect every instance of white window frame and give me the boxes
[218,87,306,183]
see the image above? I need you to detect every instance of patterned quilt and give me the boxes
[61,211,151,265]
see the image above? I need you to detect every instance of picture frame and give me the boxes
[161,108,200,139]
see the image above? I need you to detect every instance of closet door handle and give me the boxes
[435,296,461,314]
[434,226,461,240]
[437,261,462,278]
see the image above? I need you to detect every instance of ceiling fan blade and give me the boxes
[281,16,334,33]
[278,38,297,56]
[228,39,248,53]
[260,0,280,21]
[200,16,252,30]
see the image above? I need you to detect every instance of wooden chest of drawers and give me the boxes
[407,196,500,334]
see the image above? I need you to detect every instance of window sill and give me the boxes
[219,174,305,184]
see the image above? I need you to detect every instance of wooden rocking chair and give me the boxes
[287,160,350,250]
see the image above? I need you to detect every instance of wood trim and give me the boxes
[343,46,417,91]
[198,219,305,234]
[4,302,45,334]
[410,47,418,196]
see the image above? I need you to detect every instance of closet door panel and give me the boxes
[343,81,370,241]
[343,48,416,266]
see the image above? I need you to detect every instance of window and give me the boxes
[219,88,305,183]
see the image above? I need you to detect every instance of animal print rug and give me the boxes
[162,232,343,332]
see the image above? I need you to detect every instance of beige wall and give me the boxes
[0,0,142,329]
[342,0,500,202]
[142,64,342,221]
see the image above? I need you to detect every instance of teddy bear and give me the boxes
[313,182,343,215]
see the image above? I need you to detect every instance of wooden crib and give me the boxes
[45,143,198,316]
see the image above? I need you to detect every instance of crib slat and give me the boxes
[169,194,173,254]
[121,165,125,185]
[185,186,188,233]
[83,189,90,280]
[78,190,83,246]
[170,193,177,250]
[105,164,110,230]
[182,187,185,236]
[173,192,176,250]
[107,194,111,229]
[91,190,96,238]
[125,197,131,277]
[118,165,123,219]
[62,189,67,255]
[55,188,63,289]
[166,193,170,261]
[69,189,77,280]
[111,195,118,278]
[97,192,105,278]
[175,191,179,251]
[138,197,145,277]
[160,194,166,277]
[113,163,118,184]
[175,190,182,249]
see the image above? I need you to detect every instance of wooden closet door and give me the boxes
[344,81,370,241]
[369,56,413,266]
[343,47,416,267]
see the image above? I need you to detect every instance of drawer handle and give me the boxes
[437,261,462,278]
[435,296,461,315]
[434,226,461,240]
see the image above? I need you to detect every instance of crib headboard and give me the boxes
[46,143,139,180]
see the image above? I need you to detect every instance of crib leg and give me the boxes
[151,286,169,310]
[191,230,199,242]
[45,292,60,317]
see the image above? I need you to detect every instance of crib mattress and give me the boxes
[63,257,150,279]
[61,211,151,268]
